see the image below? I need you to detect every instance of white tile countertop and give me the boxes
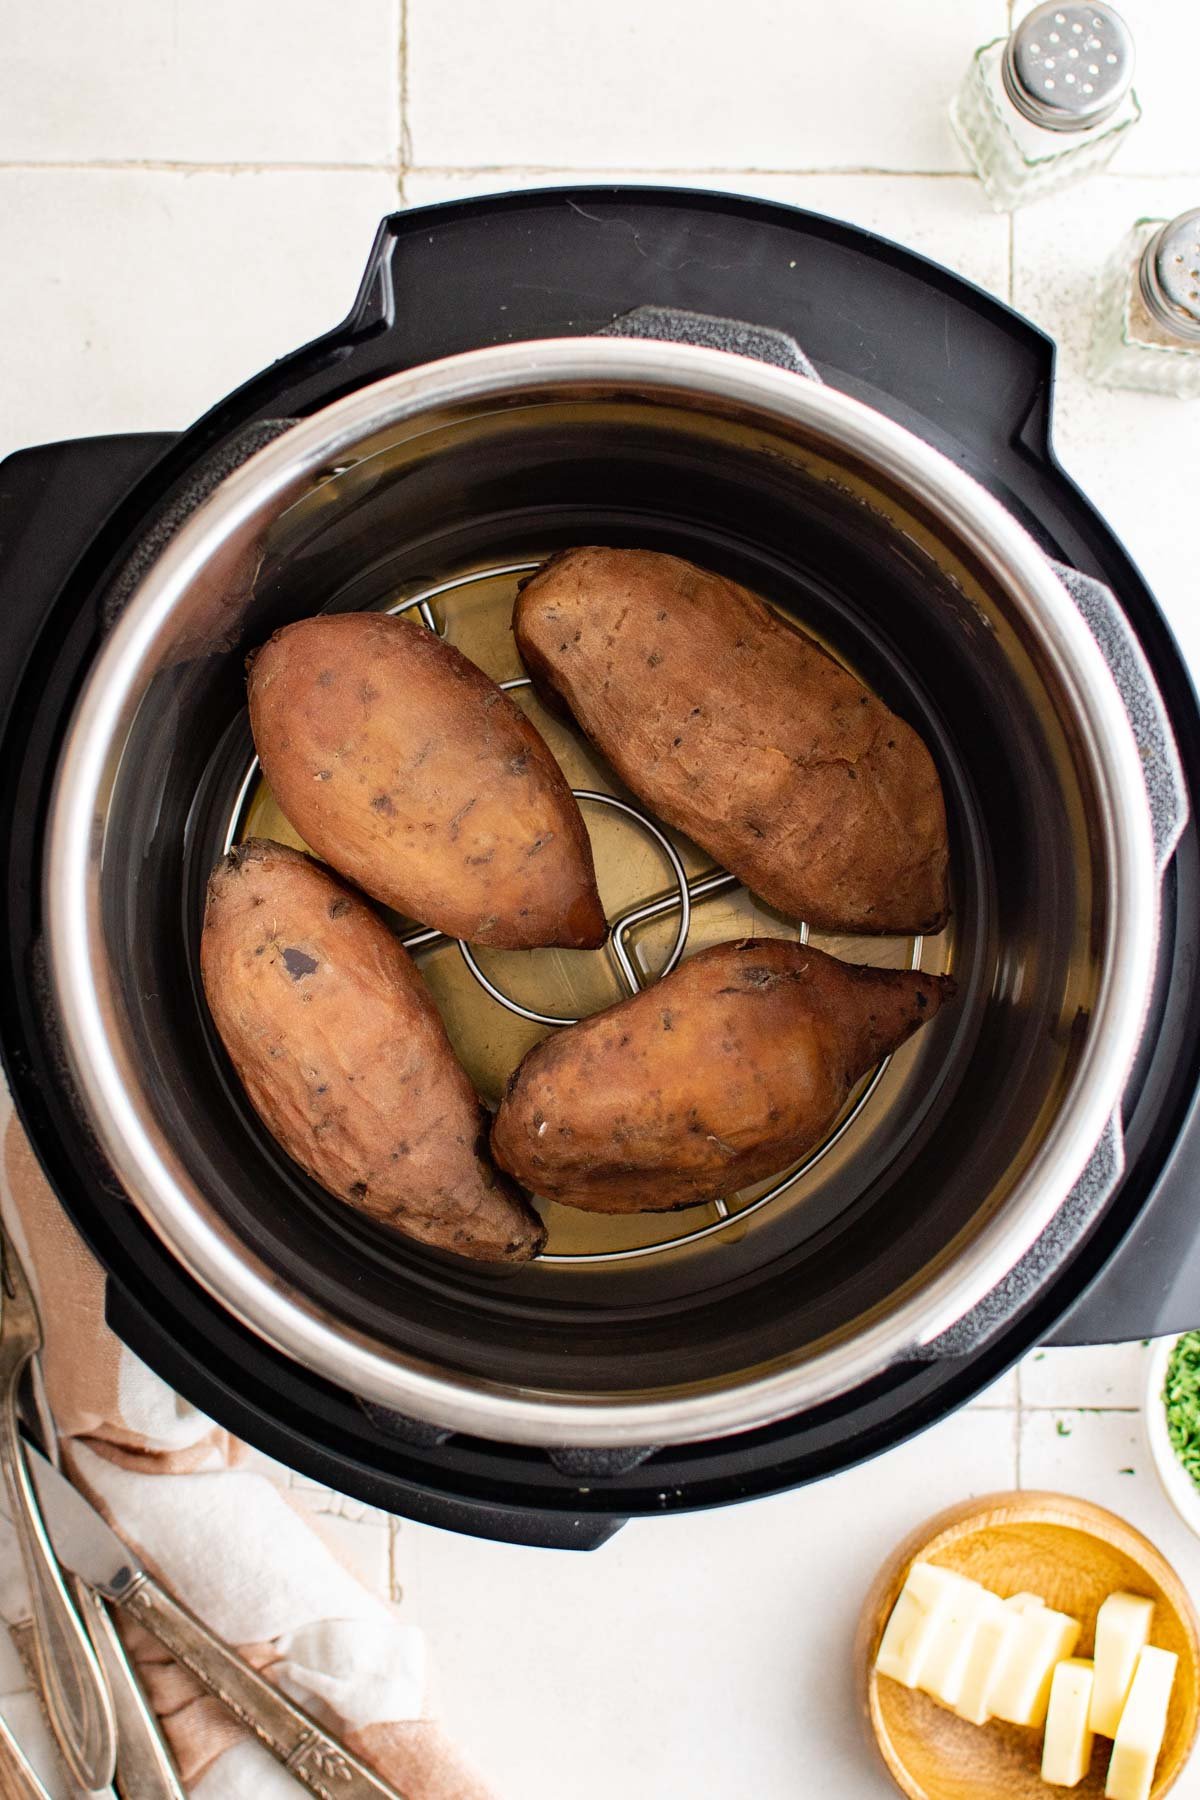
[2,3,1200,1797]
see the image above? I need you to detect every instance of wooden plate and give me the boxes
[857,1491,1200,1800]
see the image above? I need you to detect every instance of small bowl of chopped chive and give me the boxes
[1147,1333,1200,1537]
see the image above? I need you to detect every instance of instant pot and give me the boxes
[4,188,1200,1550]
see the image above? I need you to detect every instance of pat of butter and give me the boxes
[953,1591,1041,1724]
[1105,1645,1177,1800]
[956,1592,1045,1726]
[989,1601,1081,1728]
[1042,1658,1096,1788]
[876,1563,979,1690]
[918,1579,993,1708]
[1090,1592,1155,1738]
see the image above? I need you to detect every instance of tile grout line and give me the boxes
[1023,1404,1142,1412]
[384,164,1200,180]
[389,1516,402,1604]
[0,158,400,175]
[973,1403,1142,1413]
[2,159,1198,180]
[349,164,1200,181]
[0,160,976,178]
[397,0,410,204]
[1008,209,1015,311]
[402,164,984,179]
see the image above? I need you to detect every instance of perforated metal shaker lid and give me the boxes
[1002,2,1134,132]
[1139,210,1200,345]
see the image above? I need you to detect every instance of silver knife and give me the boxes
[22,1442,411,1800]
[74,1583,188,1800]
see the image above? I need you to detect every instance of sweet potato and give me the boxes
[491,939,952,1212]
[247,611,606,950]
[201,839,545,1261]
[513,548,949,935]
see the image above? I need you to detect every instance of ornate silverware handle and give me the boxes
[120,1575,410,1800]
[0,1381,116,1789]
[77,1579,186,1799]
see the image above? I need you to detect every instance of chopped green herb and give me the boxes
[1118,1468,1135,1475]
[1164,1331,1200,1493]
[1034,1352,1046,1362]
[1056,1420,1072,1437]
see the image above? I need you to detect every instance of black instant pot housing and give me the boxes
[4,188,1200,1550]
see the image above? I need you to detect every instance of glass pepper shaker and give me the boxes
[950,2,1140,210]
[1089,210,1200,399]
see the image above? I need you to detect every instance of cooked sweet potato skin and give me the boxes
[201,839,545,1261]
[247,612,605,950]
[491,939,952,1213]
[514,548,949,935]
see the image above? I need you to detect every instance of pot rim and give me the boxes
[45,337,1159,1448]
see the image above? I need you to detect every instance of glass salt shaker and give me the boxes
[950,2,1140,211]
[1089,210,1200,399]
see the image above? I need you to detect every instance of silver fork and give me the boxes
[23,1354,186,1800]
[0,1223,117,1790]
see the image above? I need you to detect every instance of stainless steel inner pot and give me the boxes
[45,338,1158,1447]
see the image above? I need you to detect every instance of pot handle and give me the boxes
[918,1080,1200,1353]
[1048,560,1188,874]
[915,1115,1125,1359]
[599,302,820,378]
[99,418,298,633]
[1050,1084,1200,1343]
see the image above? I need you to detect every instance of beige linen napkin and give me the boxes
[0,1096,494,1800]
